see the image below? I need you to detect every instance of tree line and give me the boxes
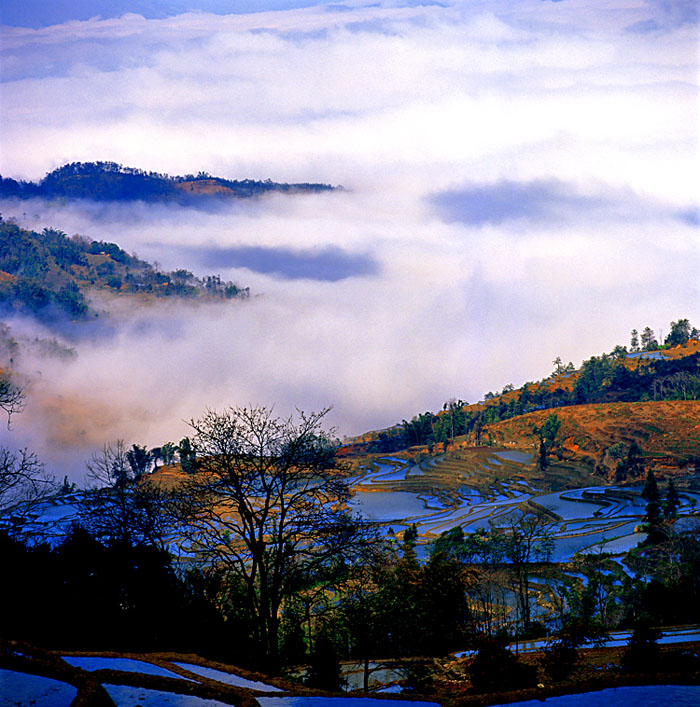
[0,161,335,204]
[0,216,249,320]
[366,319,699,454]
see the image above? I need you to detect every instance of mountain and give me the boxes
[0,216,248,321]
[348,327,700,477]
[0,161,336,205]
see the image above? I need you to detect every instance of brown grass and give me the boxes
[485,400,700,473]
[176,180,236,196]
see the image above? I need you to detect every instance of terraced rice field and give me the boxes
[24,445,700,566]
[347,448,700,561]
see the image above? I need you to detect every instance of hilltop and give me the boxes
[0,161,336,205]
[0,216,248,322]
[348,323,700,479]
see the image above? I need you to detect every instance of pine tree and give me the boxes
[663,480,680,518]
[642,469,660,503]
[630,329,640,352]
[641,327,658,351]
[641,470,665,541]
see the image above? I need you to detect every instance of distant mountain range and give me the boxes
[0,161,336,205]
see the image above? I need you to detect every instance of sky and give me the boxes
[0,0,698,480]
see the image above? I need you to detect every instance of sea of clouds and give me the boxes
[0,0,697,480]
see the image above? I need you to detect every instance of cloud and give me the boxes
[430,180,698,226]
[176,243,378,281]
[0,0,697,480]
[431,180,602,225]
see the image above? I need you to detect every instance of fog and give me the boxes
[0,0,697,481]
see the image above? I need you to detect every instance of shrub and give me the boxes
[469,636,538,692]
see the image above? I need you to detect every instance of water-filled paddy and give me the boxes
[349,491,433,521]
[490,685,700,706]
[257,699,440,707]
[0,670,77,707]
[550,520,642,561]
[173,662,281,691]
[583,530,646,555]
[493,450,533,464]
[367,467,408,483]
[535,492,607,520]
[105,684,234,706]
[62,656,193,681]
[456,625,700,657]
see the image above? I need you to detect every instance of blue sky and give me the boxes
[1,1,324,28]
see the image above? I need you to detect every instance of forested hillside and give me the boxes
[0,216,249,320]
[0,161,335,204]
[357,320,700,456]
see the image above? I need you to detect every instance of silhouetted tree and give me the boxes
[178,437,197,474]
[493,511,554,632]
[469,634,538,692]
[642,469,660,503]
[664,480,680,519]
[305,629,343,691]
[79,440,173,549]
[0,377,24,427]
[0,447,53,538]
[174,406,366,670]
[126,444,152,479]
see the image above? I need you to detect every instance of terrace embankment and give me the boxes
[438,639,700,707]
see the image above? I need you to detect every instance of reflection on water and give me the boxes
[492,450,533,464]
[490,685,700,706]
[349,491,433,521]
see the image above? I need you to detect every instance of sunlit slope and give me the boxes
[485,400,700,474]
[360,401,700,485]
[349,448,543,499]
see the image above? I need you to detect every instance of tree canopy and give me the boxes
[0,161,335,205]
[174,406,371,669]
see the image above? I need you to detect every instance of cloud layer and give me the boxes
[0,0,698,480]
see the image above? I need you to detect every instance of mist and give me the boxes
[0,0,697,482]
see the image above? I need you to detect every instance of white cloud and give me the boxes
[0,0,697,479]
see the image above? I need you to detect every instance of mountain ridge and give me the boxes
[0,161,337,206]
[0,216,249,322]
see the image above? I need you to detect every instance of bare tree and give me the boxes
[79,440,174,549]
[0,377,24,428]
[0,377,54,536]
[492,510,554,633]
[0,447,54,536]
[174,406,367,669]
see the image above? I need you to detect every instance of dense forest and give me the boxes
[0,216,249,321]
[366,319,700,454]
[0,161,335,204]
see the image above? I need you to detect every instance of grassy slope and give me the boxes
[485,400,700,473]
[348,340,700,485]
